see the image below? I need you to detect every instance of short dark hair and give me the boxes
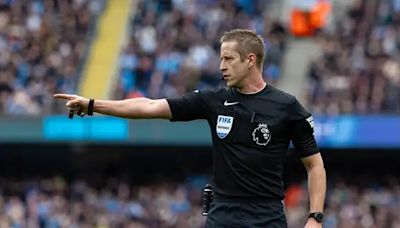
[220,29,265,70]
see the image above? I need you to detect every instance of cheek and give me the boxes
[230,61,245,73]
[236,64,247,75]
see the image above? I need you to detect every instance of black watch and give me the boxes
[308,212,324,222]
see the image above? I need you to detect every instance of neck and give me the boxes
[237,73,266,94]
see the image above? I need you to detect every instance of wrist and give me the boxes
[88,99,95,116]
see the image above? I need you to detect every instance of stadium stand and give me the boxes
[0,178,205,228]
[79,0,132,100]
[0,175,399,227]
[0,0,104,115]
[287,179,400,227]
[305,0,400,115]
[115,0,287,99]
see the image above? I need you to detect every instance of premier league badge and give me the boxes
[216,115,234,139]
[252,123,271,146]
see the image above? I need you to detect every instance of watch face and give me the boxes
[315,213,324,221]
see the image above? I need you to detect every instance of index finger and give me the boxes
[53,94,76,100]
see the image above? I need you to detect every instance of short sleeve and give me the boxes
[167,90,209,121]
[288,98,319,157]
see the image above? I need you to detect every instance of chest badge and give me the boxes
[252,123,271,146]
[216,115,234,139]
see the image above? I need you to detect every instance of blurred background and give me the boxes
[0,0,400,227]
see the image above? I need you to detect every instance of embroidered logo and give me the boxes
[252,123,271,146]
[216,115,234,139]
[224,100,239,106]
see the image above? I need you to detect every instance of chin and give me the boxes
[226,81,235,88]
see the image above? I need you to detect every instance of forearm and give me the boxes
[307,164,326,213]
[93,98,172,119]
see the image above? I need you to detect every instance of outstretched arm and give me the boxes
[53,94,172,119]
[301,153,326,228]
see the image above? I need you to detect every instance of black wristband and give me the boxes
[88,99,94,116]
[309,212,324,222]
[68,110,74,119]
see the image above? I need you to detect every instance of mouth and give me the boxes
[222,75,230,80]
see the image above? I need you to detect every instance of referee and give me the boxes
[54,29,326,228]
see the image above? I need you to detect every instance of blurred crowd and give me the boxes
[0,0,103,115]
[286,178,400,228]
[2,0,400,116]
[0,177,206,228]
[306,0,400,115]
[115,0,286,99]
[1,176,400,228]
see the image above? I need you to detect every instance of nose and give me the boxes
[220,61,227,73]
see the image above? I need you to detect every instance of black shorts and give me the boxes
[205,197,287,228]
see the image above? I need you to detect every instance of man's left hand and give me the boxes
[304,218,322,228]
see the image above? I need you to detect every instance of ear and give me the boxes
[247,53,256,68]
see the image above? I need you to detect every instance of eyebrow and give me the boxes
[221,53,235,57]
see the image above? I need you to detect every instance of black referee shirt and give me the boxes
[167,85,319,199]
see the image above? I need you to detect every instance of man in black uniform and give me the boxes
[54,29,326,228]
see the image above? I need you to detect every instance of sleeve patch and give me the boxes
[306,116,314,129]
